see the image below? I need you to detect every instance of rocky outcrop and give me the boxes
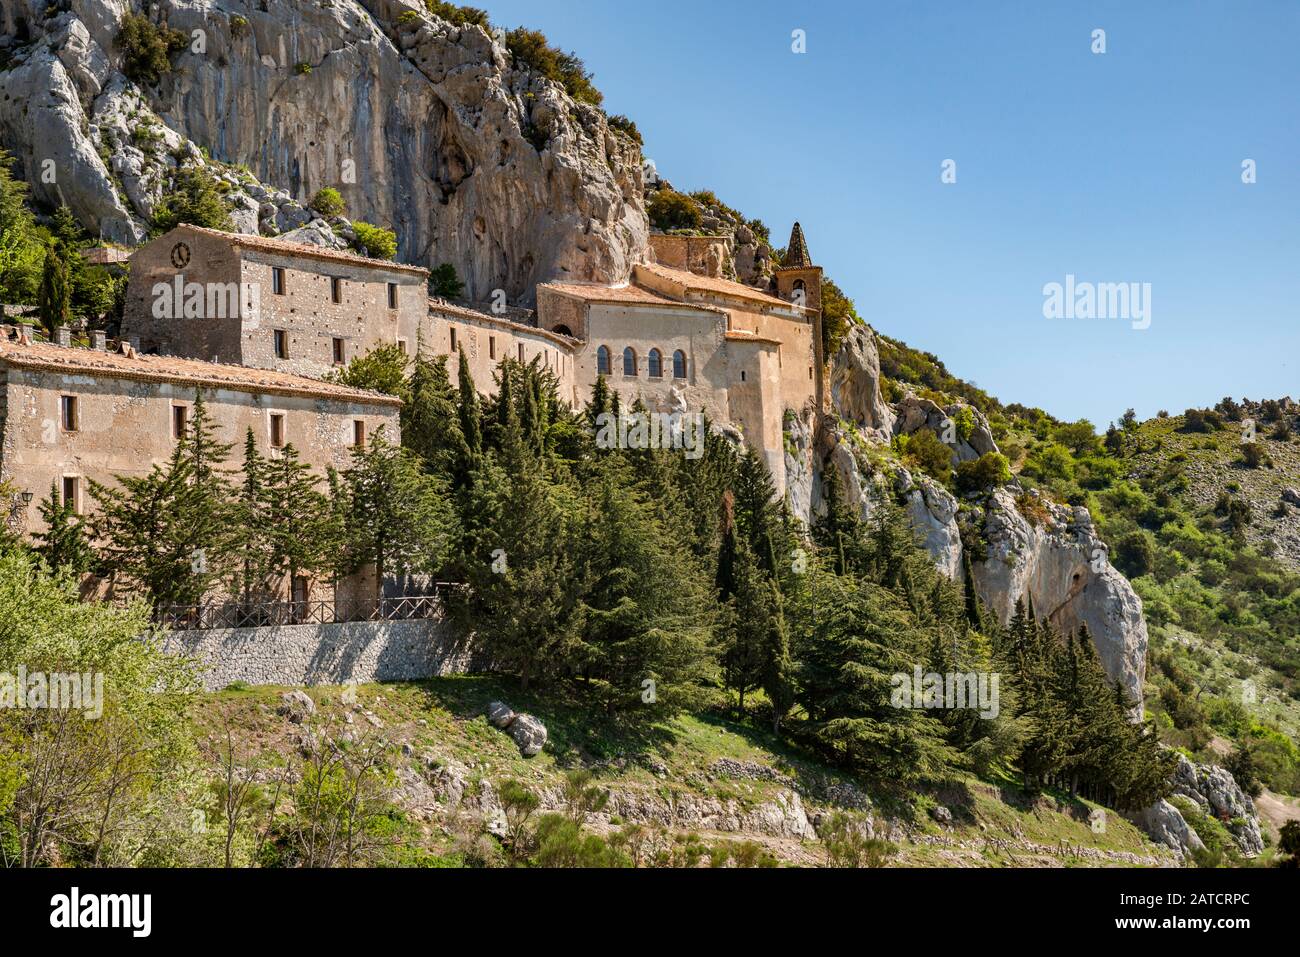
[896,465,963,579]
[1172,754,1264,857]
[831,324,895,440]
[1,0,647,300]
[783,410,816,526]
[1131,798,1205,857]
[969,487,1147,704]
[485,701,547,757]
[824,324,1149,704]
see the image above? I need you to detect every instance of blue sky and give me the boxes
[486,0,1300,426]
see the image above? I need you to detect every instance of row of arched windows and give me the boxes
[596,345,687,380]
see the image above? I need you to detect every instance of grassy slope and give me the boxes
[196,677,1174,867]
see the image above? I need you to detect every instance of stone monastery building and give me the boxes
[0,220,823,586]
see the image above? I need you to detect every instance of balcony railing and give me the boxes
[154,594,447,630]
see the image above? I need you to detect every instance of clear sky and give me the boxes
[485,0,1300,427]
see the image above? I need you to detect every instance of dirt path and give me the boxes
[1255,789,1300,842]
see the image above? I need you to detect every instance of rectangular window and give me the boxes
[331,277,343,304]
[353,420,366,447]
[272,267,285,296]
[61,475,80,514]
[518,343,525,362]
[274,330,288,359]
[489,336,496,360]
[60,395,78,432]
[172,404,188,440]
[450,327,457,353]
[396,338,408,355]
[270,413,285,448]
[332,337,345,365]
[387,283,398,309]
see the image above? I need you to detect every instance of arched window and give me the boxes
[648,348,663,378]
[793,278,806,292]
[596,345,611,376]
[672,349,687,379]
[623,347,637,376]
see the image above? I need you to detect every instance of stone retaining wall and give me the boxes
[164,618,474,691]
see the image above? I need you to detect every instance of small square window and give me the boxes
[61,476,80,514]
[331,277,343,304]
[396,338,408,355]
[332,337,345,365]
[60,395,78,432]
[172,404,188,439]
[272,267,286,296]
[270,413,285,448]
[387,283,398,309]
[274,330,288,359]
[353,420,366,447]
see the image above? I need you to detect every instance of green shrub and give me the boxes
[1114,531,1156,578]
[350,221,398,260]
[1240,442,1270,468]
[506,28,603,106]
[294,61,312,75]
[425,1,490,28]
[899,428,954,484]
[954,452,1011,494]
[606,114,642,145]
[646,190,701,232]
[152,165,233,233]
[429,263,464,300]
[310,187,346,217]
[116,14,188,86]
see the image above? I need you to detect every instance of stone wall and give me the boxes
[431,304,579,409]
[164,618,476,691]
[0,364,399,532]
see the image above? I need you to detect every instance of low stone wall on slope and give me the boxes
[164,619,475,691]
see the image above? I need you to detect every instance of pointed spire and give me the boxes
[780,222,812,269]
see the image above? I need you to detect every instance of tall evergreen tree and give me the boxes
[34,481,93,576]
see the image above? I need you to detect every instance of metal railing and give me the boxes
[154,594,446,630]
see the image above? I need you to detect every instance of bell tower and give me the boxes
[774,222,823,314]
[774,222,827,412]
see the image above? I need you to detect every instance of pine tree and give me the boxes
[34,481,93,576]
[403,352,467,478]
[457,348,482,461]
[37,243,72,334]
[263,441,338,603]
[337,429,457,602]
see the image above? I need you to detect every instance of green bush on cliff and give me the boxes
[506,28,603,106]
[116,13,189,87]
[350,221,398,260]
[646,190,701,232]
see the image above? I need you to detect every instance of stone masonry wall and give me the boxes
[164,618,476,691]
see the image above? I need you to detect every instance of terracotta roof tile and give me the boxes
[635,262,791,308]
[538,280,719,312]
[0,338,402,407]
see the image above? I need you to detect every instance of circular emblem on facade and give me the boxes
[170,242,191,269]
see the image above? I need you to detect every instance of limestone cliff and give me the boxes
[0,0,648,301]
[820,323,1150,705]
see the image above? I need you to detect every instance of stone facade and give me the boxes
[164,618,476,691]
[426,301,579,409]
[121,225,429,377]
[535,224,824,493]
[0,334,401,536]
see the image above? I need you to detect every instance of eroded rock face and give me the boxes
[1131,798,1205,857]
[831,324,895,440]
[783,410,816,527]
[1172,754,1264,857]
[969,487,1147,705]
[823,324,1148,705]
[2,0,647,300]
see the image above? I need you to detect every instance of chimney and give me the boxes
[91,330,107,351]
[54,326,71,347]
